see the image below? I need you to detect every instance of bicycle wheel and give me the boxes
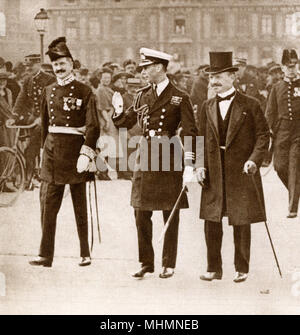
[0,147,25,207]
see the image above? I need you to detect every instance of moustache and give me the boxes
[55,70,65,74]
[211,84,222,87]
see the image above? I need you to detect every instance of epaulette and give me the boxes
[136,83,151,93]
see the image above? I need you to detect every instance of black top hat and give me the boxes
[46,37,73,62]
[281,49,298,66]
[205,52,238,74]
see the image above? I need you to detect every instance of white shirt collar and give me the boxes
[218,86,235,98]
[57,73,75,86]
[155,77,169,97]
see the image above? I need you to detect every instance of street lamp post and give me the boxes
[34,8,49,64]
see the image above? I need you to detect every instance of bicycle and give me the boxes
[0,119,38,207]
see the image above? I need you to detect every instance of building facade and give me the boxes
[2,0,300,68]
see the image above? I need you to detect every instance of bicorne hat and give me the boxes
[46,37,73,62]
[205,52,239,74]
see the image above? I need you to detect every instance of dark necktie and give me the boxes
[216,91,235,103]
[152,84,158,99]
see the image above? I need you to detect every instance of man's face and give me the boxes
[209,71,235,94]
[125,63,136,74]
[51,57,73,79]
[30,62,41,75]
[101,72,112,86]
[113,78,124,89]
[282,62,298,79]
[141,63,160,83]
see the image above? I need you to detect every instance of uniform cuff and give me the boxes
[80,145,96,160]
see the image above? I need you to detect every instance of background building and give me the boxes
[1,0,300,68]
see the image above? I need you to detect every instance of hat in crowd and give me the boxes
[100,66,113,75]
[205,52,239,74]
[41,63,54,74]
[112,71,134,83]
[126,77,142,86]
[0,72,10,80]
[5,61,13,72]
[281,49,298,66]
[123,59,136,68]
[268,63,281,74]
[46,37,73,62]
[24,54,41,66]
[73,59,81,70]
[233,57,247,66]
[138,47,172,68]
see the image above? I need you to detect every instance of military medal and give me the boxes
[63,97,70,111]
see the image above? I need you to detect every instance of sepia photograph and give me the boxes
[0,0,300,320]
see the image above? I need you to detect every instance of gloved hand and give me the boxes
[112,91,123,116]
[243,160,257,175]
[77,154,90,173]
[196,167,206,186]
[183,166,194,185]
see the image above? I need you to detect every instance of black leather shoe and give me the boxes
[29,257,52,267]
[200,271,222,281]
[79,257,91,266]
[233,272,248,283]
[287,212,297,218]
[159,267,174,279]
[132,266,154,279]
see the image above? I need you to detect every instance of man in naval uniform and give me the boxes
[13,54,55,189]
[265,49,300,218]
[197,52,269,283]
[113,48,199,279]
[29,37,99,267]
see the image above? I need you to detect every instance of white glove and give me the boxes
[39,148,44,169]
[112,91,123,116]
[183,166,194,185]
[196,167,206,184]
[243,160,257,175]
[76,154,90,173]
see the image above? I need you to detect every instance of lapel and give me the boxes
[206,97,219,143]
[149,82,173,114]
[225,91,247,148]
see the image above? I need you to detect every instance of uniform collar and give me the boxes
[57,73,75,86]
[32,70,41,78]
[155,77,169,97]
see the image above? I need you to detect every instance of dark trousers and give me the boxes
[24,126,41,184]
[204,220,251,273]
[134,209,180,269]
[274,120,300,213]
[39,181,90,260]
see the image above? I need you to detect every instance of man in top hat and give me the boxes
[197,52,269,283]
[113,47,199,279]
[29,37,99,267]
[13,54,55,189]
[265,49,300,218]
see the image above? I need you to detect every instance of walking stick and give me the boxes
[93,179,101,243]
[88,181,94,253]
[250,173,282,277]
[158,185,187,243]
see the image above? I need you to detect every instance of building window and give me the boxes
[111,15,123,36]
[66,17,77,39]
[0,12,5,37]
[213,14,226,36]
[89,17,100,36]
[261,14,272,35]
[286,12,300,36]
[238,14,249,36]
[174,18,185,35]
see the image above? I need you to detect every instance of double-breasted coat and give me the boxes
[113,81,199,211]
[198,91,270,226]
[40,79,99,185]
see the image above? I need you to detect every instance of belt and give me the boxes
[48,125,86,135]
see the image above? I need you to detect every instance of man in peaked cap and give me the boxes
[265,49,300,219]
[197,52,269,283]
[113,47,200,279]
[13,53,55,190]
[29,37,99,267]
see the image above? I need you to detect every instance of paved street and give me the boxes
[0,168,300,315]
